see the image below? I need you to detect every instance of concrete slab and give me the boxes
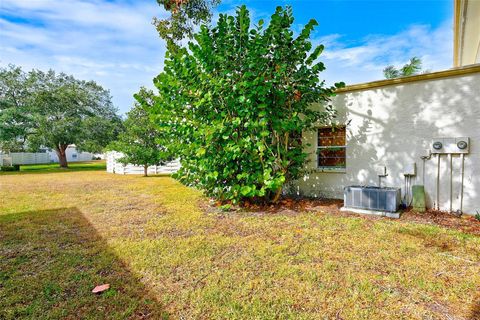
[340,207,401,219]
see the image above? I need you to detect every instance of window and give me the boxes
[317,126,346,170]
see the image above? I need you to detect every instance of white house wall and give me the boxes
[295,71,480,215]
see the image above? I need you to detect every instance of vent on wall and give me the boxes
[344,186,401,213]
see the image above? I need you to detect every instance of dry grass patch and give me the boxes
[0,170,479,319]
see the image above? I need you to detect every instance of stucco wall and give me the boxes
[294,72,480,215]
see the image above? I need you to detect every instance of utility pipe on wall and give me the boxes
[420,151,431,184]
[449,154,453,213]
[436,154,441,210]
[405,175,411,206]
[377,166,388,188]
[459,154,465,215]
[421,139,469,214]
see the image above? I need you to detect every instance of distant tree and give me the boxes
[0,65,35,152]
[111,88,172,177]
[382,66,401,79]
[153,0,220,51]
[0,65,122,168]
[383,57,423,79]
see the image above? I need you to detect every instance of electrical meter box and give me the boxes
[431,137,469,154]
[376,165,387,176]
[404,163,416,176]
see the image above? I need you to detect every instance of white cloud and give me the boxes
[0,0,168,114]
[317,21,453,86]
[0,0,453,113]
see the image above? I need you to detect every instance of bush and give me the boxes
[151,5,343,204]
[1,165,20,171]
[111,88,173,177]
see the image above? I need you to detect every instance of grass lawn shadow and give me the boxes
[0,207,168,319]
[470,293,480,320]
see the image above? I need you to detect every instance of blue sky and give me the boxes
[0,0,453,114]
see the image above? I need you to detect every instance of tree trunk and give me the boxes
[56,144,68,168]
[143,164,148,177]
[272,186,283,203]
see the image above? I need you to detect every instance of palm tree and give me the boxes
[383,57,423,79]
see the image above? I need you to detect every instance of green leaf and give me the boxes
[147,5,341,204]
[240,185,251,196]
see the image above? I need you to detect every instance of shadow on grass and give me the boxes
[470,293,480,320]
[143,174,174,178]
[0,207,168,319]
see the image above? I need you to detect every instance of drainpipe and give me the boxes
[449,153,453,213]
[436,154,441,210]
[420,150,432,186]
[378,166,388,188]
[458,154,465,215]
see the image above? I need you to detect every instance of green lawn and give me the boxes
[0,160,106,175]
[0,169,479,319]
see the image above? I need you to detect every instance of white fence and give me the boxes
[106,151,180,175]
[0,152,51,165]
[47,146,94,163]
[1,147,95,166]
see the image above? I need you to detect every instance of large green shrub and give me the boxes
[0,165,20,172]
[151,5,344,203]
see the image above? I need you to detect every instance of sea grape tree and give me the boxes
[154,0,220,51]
[151,5,344,203]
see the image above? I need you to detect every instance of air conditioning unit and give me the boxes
[344,186,401,212]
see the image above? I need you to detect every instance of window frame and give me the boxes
[316,126,347,173]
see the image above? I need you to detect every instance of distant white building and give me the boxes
[46,145,96,163]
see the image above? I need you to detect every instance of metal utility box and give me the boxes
[412,185,426,212]
[376,165,387,176]
[431,137,470,154]
[404,163,416,176]
[344,186,401,213]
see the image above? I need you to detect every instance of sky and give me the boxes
[0,0,454,114]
